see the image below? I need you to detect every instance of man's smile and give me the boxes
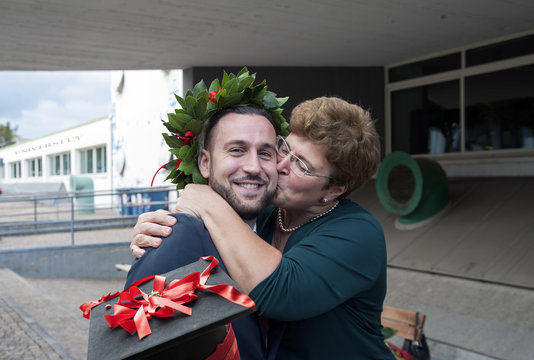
[236,183,261,189]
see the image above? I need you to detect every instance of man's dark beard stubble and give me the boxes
[208,170,275,221]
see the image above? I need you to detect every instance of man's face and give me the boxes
[198,113,278,220]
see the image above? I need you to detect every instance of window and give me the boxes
[391,80,460,155]
[27,158,42,177]
[49,152,71,176]
[80,146,106,174]
[466,34,534,67]
[388,53,461,83]
[11,161,21,178]
[53,155,60,175]
[63,153,71,175]
[81,149,93,174]
[96,147,106,173]
[465,65,534,151]
[387,33,534,156]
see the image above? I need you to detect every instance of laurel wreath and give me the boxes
[155,67,289,189]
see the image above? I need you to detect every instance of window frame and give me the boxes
[385,31,534,161]
[10,161,22,179]
[49,152,72,176]
[80,145,107,174]
[27,157,43,178]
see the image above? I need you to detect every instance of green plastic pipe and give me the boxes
[376,151,448,225]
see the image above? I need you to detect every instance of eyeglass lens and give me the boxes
[277,137,309,176]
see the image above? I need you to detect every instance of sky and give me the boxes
[0,71,111,140]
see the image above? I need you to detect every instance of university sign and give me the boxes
[13,135,81,156]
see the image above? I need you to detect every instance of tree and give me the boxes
[0,122,17,148]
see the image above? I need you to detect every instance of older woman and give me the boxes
[133,97,394,359]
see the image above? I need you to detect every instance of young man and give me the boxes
[125,106,278,360]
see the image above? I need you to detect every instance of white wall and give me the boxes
[110,69,183,190]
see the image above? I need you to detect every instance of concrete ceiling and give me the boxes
[1,0,534,71]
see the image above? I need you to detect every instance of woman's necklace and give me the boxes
[277,201,339,233]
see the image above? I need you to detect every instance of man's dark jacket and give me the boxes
[125,214,267,360]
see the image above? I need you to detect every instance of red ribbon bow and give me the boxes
[176,130,197,147]
[80,256,255,340]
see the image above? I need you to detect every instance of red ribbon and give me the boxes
[209,86,222,103]
[206,324,240,360]
[80,256,255,340]
[80,292,120,320]
[150,159,182,187]
[150,130,195,187]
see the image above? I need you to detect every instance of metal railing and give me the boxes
[0,186,176,245]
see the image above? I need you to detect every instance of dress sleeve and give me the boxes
[248,213,386,321]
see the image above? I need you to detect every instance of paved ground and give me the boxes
[351,178,534,290]
[2,248,532,359]
[385,267,534,360]
[0,225,132,360]
[0,267,126,360]
[1,213,533,359]
[0,293,62,360]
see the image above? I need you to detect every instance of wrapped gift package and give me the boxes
[83,258,254,360]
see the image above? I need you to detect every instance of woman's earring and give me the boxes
[322,198,329,203]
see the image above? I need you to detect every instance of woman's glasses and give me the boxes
[276,136,332,179]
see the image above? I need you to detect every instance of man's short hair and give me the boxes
[200,107,274,151]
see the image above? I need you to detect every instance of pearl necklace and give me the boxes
[277,201,339,232]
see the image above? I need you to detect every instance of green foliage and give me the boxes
[167,111,192,130]
[159,67,290,189]
[162,133,182,148]
[184,119,203,135]
[0,122,17,148]
[381,327,398,340]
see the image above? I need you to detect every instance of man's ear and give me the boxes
[198,148,210,179]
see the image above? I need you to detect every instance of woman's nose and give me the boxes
[276,153,291,174]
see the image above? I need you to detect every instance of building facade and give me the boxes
[0,69,183,205]
[0,117,111,193]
